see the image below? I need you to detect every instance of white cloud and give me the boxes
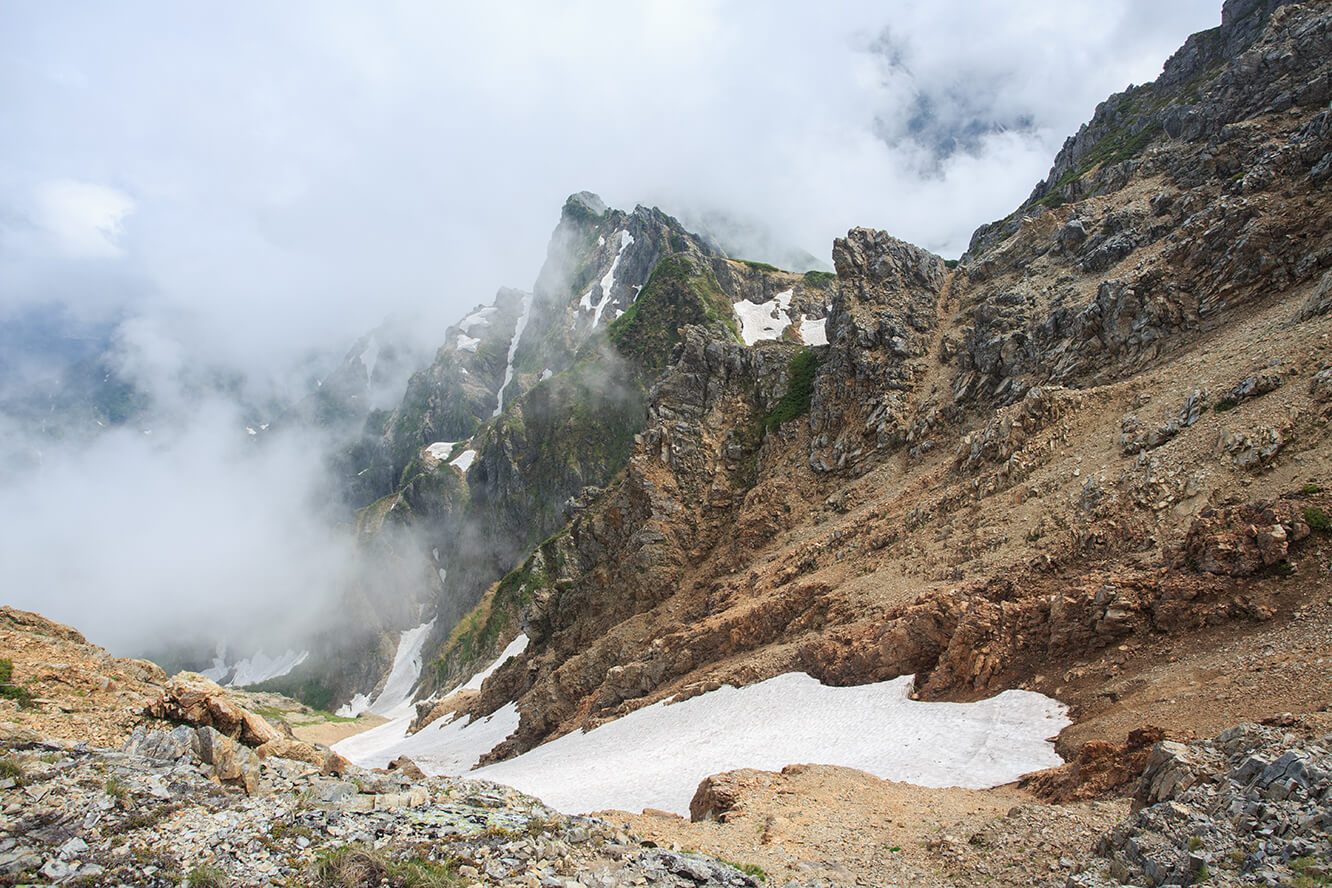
[32,179,134,259]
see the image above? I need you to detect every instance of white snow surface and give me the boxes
[493,292,534,417]
[201,649,309,687]
[470,672,1067,815]
[337,620,437,720]
[735,289,794,346]
[459,306,498,334]
[799,315,829,346]
[461,633,529,691]
[229,650,309,688]
[449,449,476,472]
[456,333,480,353]
[539,368,553,382]
[579,230,634,330]
[425,441,455,460]
[337,662,1068,817]
[334,634,530,771]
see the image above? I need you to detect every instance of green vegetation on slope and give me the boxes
[765,348,824,433]
[608,255,739,374]
[432,535,565,686]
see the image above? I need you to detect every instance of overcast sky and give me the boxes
[0,1,1222,654]
[2,1,1221,378]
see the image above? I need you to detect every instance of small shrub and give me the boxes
[1212,398,1238,412]
[739,259,781,273]
[944,259,959,269]
[1300,483,1322,495]
[1188,835,1204,851]
[716,857,766,882]
[104,776,129,800]
[802,270,837,288]
[187,864,229,888]
[310,845,457,888]
[0,658,34,708]
[0,757,23,785]
[1304,506,1330,532]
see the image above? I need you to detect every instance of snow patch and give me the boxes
[449,449,476,472]
[461,634,529,692]
[799,315,828,346]
[337,620,436,720]
[456,333,480,353]
[469,672,1067,815]
[579,230,634,329]
[201,649,309,687]
[459,306,498,334]
[425,441,455,461]
[245,427,257,436]
[540,368,553,382]
[335,634,530,771]
[336,702,522,774]
[230,650,309,687]
[493,292,534,416]
[338,693,372,719]
[735,289,794,346]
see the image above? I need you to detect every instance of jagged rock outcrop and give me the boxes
[809,229,946,472]
[1070,723,1332,888]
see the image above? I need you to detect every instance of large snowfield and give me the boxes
[335,637,1069,816]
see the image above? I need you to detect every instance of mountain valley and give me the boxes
[6,0,1332,885]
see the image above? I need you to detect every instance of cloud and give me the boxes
[30,179,135,259]
[0,397,358,654]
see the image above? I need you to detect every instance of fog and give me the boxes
[0,1,1220,656]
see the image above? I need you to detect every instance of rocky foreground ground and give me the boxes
[3,604,1332,887]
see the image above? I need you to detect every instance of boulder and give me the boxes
[146,672,283,747]
[197,725,260,794]
[254,738,323,766]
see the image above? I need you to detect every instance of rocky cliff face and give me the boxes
[417,0,1332,768]
[314,193,833,708]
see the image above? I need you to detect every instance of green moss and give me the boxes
[764,348,824,433]
[1303,506,1330,532]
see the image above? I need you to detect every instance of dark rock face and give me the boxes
[1069,723,1332,888]
[470,324,803,760]
[808,229,946,472]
